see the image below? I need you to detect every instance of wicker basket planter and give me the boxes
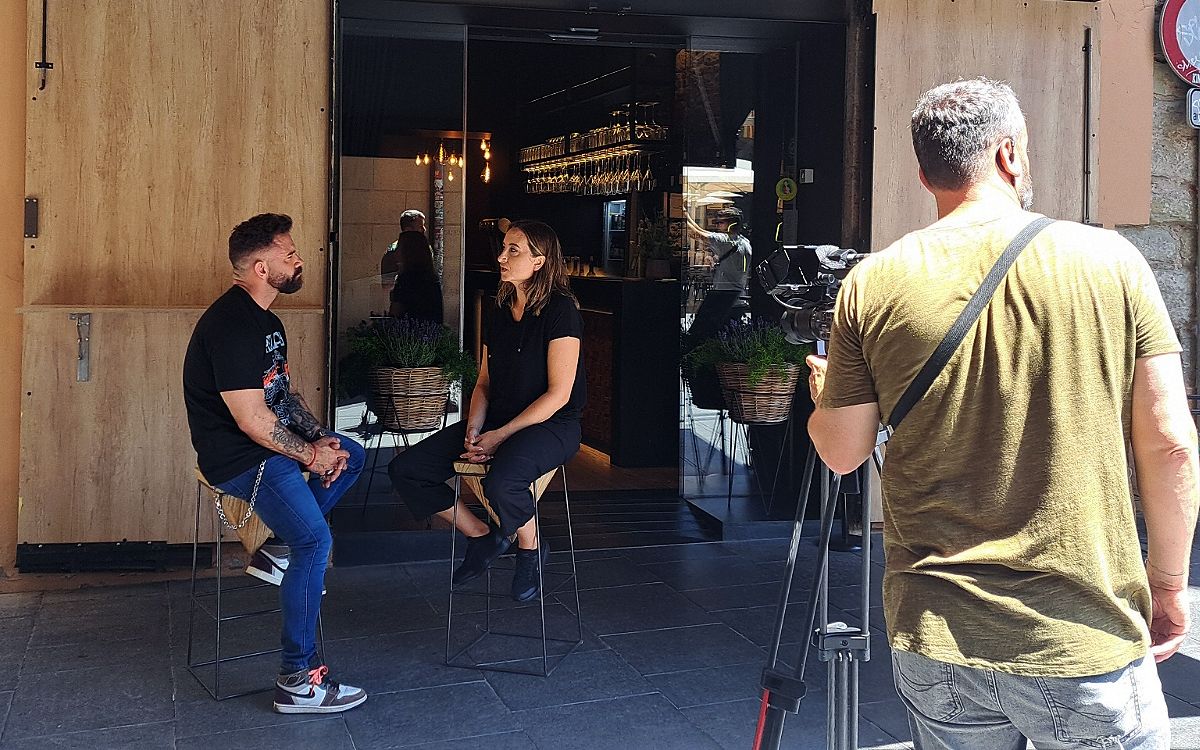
[716,362,802,425]
[682,365,726,411]
[367,366,450,431]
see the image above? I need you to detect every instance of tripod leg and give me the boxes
[758,704,787,750]
[759,442,884,750]
[756,463,843,750]
[798,467,842,686]
[818,468,831,645]
[827,654,837,747]
[821,648,863,750]
[763,445,817,668]
[849,657,860,749]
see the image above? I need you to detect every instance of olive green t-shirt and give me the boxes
[822,209,1181,677]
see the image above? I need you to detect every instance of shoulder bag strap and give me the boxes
[886,216,1055,433]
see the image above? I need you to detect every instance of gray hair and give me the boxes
[911,78,1026,191]
[399,209,426,231]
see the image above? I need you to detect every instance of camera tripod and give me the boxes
[752,429,887,750]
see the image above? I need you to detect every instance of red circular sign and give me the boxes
[1162,0,1200,85]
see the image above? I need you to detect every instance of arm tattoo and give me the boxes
[271,419,312,460]
[289,391,326,441]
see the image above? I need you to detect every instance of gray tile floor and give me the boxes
[1,533,1199,749]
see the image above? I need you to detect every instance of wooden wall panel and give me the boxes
[18,309,326,545]
[1,4,27,571]
[871,0,1101,248]
[1097,1,1153,226]
[24,0,330,307]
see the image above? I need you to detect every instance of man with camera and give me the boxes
[183,213,368,713]
[806,79,1197,748]
[684,206,752,346]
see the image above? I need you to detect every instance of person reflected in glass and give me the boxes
[387,230,443,325]
[380,209,427,299]
[684,206,752,349]
[388,220,586,601]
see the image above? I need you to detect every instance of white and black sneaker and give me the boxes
[245,547,288,586]
[273,665,367,714]
[246,546,327,594]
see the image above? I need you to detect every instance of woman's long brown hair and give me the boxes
[496,219,577,315]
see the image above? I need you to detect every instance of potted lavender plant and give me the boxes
[345,316,476,431]
[685,319,810,424]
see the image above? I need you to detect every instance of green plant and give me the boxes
[638,215,678,261]
[345,316,477,387]
[684,319,811,386]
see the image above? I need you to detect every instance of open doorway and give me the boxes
[330,11,848,560]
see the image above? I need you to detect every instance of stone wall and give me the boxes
[1117,52,1197,386]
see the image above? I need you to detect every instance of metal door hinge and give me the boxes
[24,198,38,238]
[68,313,91,382]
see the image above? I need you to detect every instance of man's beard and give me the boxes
[1018,175,1034,211]
[1017,153,1034,210]
[270,270,304,294]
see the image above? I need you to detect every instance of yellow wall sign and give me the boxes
[776,177,798,201]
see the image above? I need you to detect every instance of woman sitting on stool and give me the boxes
[388,219,586,601]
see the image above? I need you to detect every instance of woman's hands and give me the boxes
[461,427,509,463]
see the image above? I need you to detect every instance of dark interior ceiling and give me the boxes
[341,36,465,150]
[341,0,842,39]
[342,34,675,156]
[338,0,844,154]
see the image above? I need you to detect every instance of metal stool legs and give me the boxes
[444,465,583,676]
[187,481,326,700]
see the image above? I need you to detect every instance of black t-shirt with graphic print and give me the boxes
[184,285,302,485]
[483,292,586,428]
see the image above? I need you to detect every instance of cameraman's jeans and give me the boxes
[893,650,1169,749]
[217,434,364,674]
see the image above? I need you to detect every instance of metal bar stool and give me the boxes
[358,394,447,516]
[188,468,325,700]
[444,462,583,677]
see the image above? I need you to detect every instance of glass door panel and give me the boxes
[679,37,802,515]
[333,19,467,516]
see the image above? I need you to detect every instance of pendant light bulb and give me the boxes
[438,142,446,163]
[415,154,422,166]
[480,139,488,152]
[447,170,455,182]
[423,154,431,165]
[482,164,491,183]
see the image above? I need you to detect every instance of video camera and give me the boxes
[755,244,868,343]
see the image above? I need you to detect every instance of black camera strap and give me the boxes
[886,215,1054,433]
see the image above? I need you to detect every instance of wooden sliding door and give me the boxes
[21,0,332,546]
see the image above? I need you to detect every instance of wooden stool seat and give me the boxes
[195,467,274,556]
[450,461,556,529]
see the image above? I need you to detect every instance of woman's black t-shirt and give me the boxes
[483,292,586,427]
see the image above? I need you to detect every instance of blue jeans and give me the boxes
[217,433,365,673]
[892,650,1170,749]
